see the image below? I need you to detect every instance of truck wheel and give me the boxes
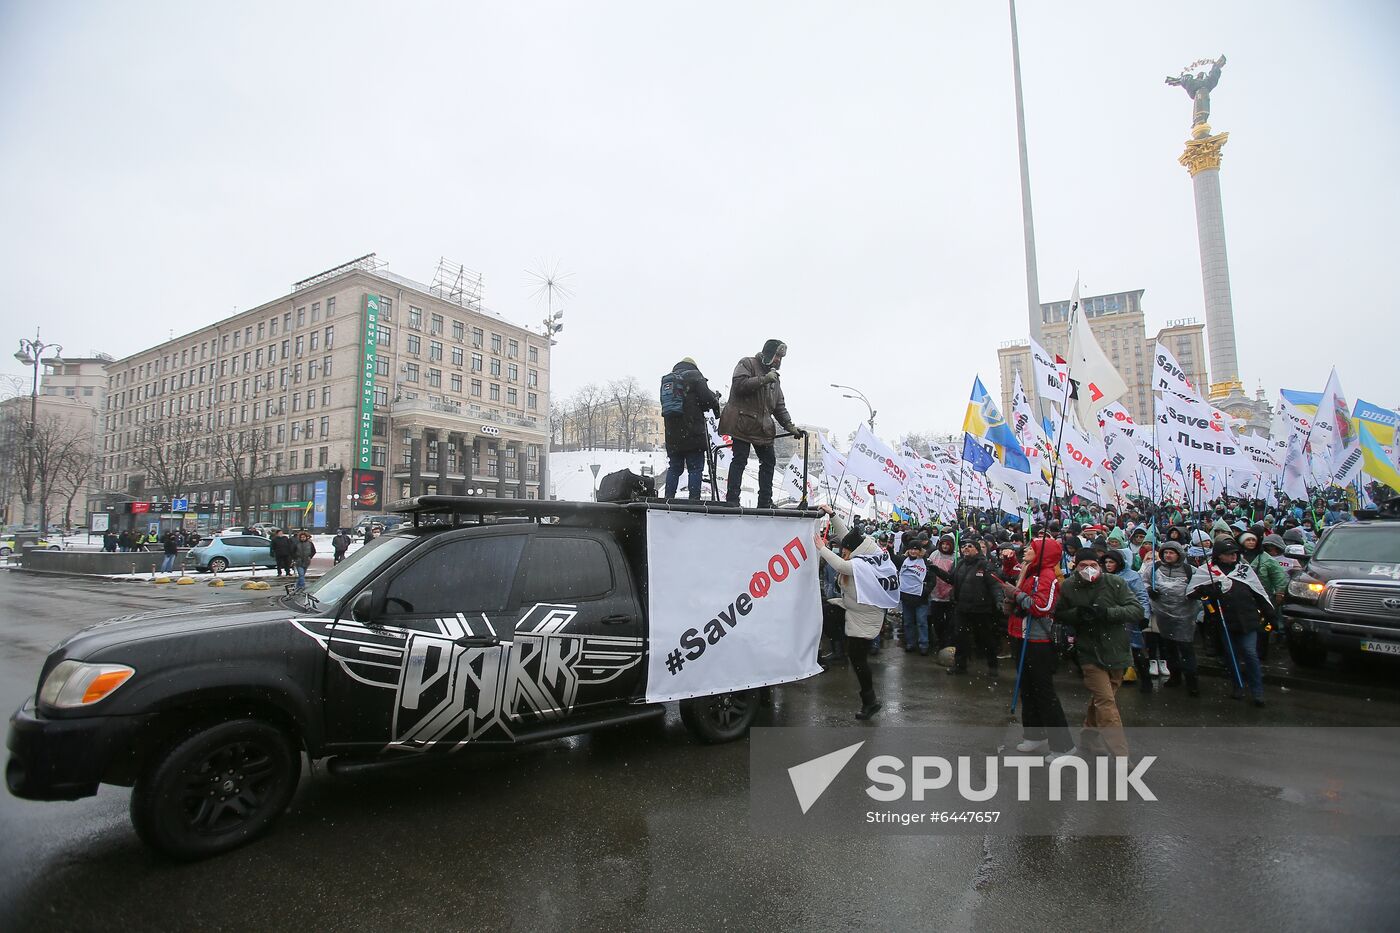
[680,689,759,744]
[131,719,300,860]
[1287,634,1327,669]
[208,557,228,573]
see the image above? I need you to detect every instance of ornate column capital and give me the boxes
[1179,130,1229,176]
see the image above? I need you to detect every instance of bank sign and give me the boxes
[359,294,379,469]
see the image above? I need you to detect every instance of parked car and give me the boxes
[0,536,62,557]
[7,496,821,859]
[1282,515,1400,666]
[186,534,278,573]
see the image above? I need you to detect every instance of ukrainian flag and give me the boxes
[1354,399,1398,447]
[1359,422,1400,493]
[963,376,1031,473]
[1280,388,1322,415]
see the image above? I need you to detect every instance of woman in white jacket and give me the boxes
[816,505,884,720]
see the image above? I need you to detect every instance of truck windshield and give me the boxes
[1314,526,1400,563]
[304,533,416,606]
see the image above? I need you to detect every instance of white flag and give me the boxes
[849,551,900,609]
[1281,434,1311,500]
[1152,343,1205,402]
[1030,337,1068,409]
[845,424,911,497]
[1065,279,1129,435]
[1314,368,1355,472]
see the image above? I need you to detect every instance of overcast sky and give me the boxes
[2,1,1397,440]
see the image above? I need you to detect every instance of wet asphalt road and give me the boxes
[2,571,1400,931]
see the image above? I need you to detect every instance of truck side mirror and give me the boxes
[350,591,376,624]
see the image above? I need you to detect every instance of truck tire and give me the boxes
[679,690,759,744]
[1287,634,1327,669]
[130,718,300,860]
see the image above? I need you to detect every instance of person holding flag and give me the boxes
[815,505,893,720]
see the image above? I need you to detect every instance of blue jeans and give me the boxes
[296,564,307,588]
[161,554,178,573]
[665,450,705,500]
[900,595,929,651]
[726,439,776,507]
[1230,625,1263,699]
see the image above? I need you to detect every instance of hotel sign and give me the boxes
[359,294,379,468]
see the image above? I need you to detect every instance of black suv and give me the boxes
[1282,517,1400,667]
[7,497,819,859]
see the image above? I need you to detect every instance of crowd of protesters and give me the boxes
[811,491,1343,756]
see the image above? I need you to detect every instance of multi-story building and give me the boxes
[1,355,109,528]
[996,289,1207,427]
[100,255,551,530]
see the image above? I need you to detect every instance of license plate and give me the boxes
[1360,640,1400,656]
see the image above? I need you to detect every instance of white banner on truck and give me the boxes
[644,510,822,703]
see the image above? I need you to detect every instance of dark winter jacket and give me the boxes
[951,554,1001,616]
[1057,571,1137,670]
[293,537,316,568]
[271,534,295,558]
[718,354,797,445]
[663,360,721,454]
[332,533,351,555]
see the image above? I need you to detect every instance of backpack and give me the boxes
[659,369,686,416]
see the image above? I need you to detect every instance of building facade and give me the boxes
[997,289,1207,427]
[1,356,109,528]
[100,256,551,530]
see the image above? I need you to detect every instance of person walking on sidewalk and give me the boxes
[293,531,317,590]
[815,505,884,720]
[1057,549,1138,758]
[332,529,352,564]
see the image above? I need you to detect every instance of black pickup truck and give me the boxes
[1282,517,1400,667]
[7,496,822,859]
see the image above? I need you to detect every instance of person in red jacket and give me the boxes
[1003,535,1073,755]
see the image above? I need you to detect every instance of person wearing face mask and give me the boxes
[1056,549,1138,757]
[718,339,804,508]
[1141,541,1206,695]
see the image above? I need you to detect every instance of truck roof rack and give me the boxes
[389,496,627,525]
[389,495,824,526]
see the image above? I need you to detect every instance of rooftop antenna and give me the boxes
[526,260,573,345]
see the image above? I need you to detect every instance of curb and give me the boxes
[1190,655,1400,702]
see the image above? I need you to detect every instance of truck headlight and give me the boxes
[38,661,135,709]
[1287,578,1325,603]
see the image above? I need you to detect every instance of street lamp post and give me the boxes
[830,383,876,431]
[14,329,63,532]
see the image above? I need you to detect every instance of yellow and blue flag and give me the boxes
[1359,422,1400,494]
[963,376,1030,473]
[1354,399,1397,447]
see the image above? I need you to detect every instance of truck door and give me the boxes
[508,529,645,723]
[321,530,528,752]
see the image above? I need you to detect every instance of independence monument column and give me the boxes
[1167,55,1242,401]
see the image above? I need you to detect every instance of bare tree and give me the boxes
[29,414,93,533]
[608,377,647,451]
[210,428,271,524]
[54,446,96,530]
[572,383,604,450]
[0,404,27,526]
[129,416,203,504]
[548,401,566,451]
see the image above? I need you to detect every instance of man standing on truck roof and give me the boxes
[719,339,804,508]
[661,357,722,501]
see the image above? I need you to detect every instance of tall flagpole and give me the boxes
[1009,0,1048,419]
